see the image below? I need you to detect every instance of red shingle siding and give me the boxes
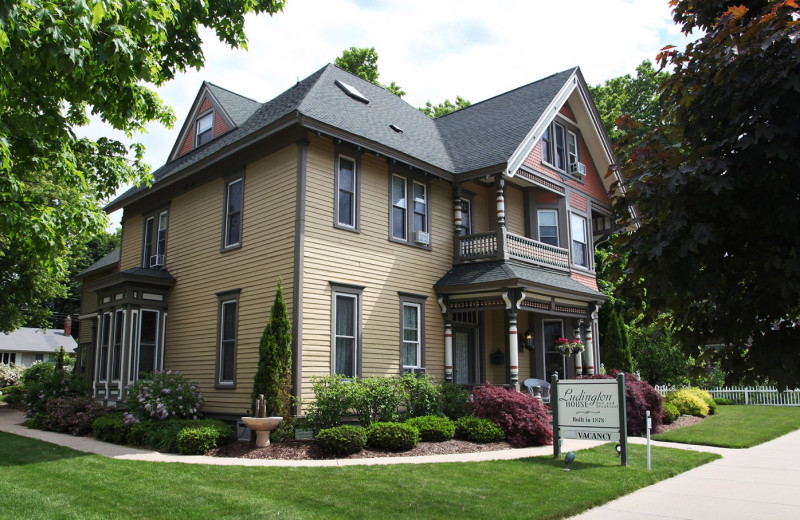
[199,98,212,113]
[523,141,562,182]
[570,191,588,212]
[536,191,559,204]
[571,271,599,291]
[560,102,576,121]
[213,111,229,137]
[178,127,195,157]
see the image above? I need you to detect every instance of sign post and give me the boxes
[552,373,628,466]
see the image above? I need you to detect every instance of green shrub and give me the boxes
[315,425,367,457]
[1,384,25,404]
[21,361,55,386]
[269,416,296,443]
[715,397,735,405]
[44,396,107,435]
[401,374,441,419]
[405,415,454,442]
[123,418,231,453]
[92,412,130,444]
[666,388,709,417]
[176,425,229,455]
[662,402,680,425]
[124,370,203,423]
[454,416,506,443]
[352,377,404,427]
[365,422,420,451]
[304,375,356,432]
[685,387,717,415]
[23,369,88,420]
[438,382,471,420]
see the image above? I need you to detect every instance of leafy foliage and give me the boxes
[665,389,710,417]
[124,370,203,423]
[468,385,552,447]
[453,416,506,443]
[251,281,293,421]
[437,381,471,420]
[0,0,286,332]
[23,366,88,421]
[43,395,107,435]
[334,46,405,97]
[303,375,356,432]
[400,373,441,419]
[419,96,472,118]
[404,415,455,442]
[176,422,232,455]
[629,322,687,386]
[92,412,130,444]
[602,310,633,373]
[365,422,420,451]
[0,363,23,387]
[21,361,55,386]
[684,387,717,415]
[612,0,800,389]
[351,376,403,427]
[315,425,367,458]
[583,371,664,436]
[662,402,679,425]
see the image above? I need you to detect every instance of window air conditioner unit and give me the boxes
[570,162,587,177]
[403,367,427,376]
[414,230,430,245]
[149,255,165,268]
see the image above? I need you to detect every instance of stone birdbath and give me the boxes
[242,394,283,447]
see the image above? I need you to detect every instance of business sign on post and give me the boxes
[551,373,628,466]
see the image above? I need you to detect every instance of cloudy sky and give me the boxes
[91,0,694,224]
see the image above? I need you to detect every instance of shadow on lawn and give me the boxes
[0,431,90,467]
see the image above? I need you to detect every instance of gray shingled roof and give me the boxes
[435,260,605,299]
[0,328,76,354]
[435,68,577,173]
[108,64,578,209]
[75,248,120,278]
[206,82,262,126]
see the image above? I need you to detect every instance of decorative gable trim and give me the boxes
[168,82,237,162]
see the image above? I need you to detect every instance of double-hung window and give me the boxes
[567,131,578,167]
[196,112,214,146]
[571,214,589,267]
[224,177,243,248]
[335,156,358,230]
[541,120,576,173]
[331,283,363,377]
[400,295,426,370]
[553,123,566,170]
[136,309,159,379]
[216,291,239,387]
[458,198,472,236]
[391,174,430,246]
[142,210,168,268]
[111,310,124,381]
[98,312,111,381]
[541,126,553,164]
[1,353,15,364]
[537,210,559,246]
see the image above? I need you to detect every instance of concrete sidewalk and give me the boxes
[571,428,800,520]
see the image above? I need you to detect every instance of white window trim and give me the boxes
[402,302,422,369]
[334,293,358,377]
[570,213,590,268]
[541,120,577,174]
[537,209,559,247]
[390,173,431,248]
[195,111,214,147]
[412,181,428,233]
[567,130,579,167]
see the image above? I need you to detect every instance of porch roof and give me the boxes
[434,260,606,300]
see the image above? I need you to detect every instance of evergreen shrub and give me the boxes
[315,425,367,457]
[468,385,552,447]
[662,402,680,424]
[352,376,403,426]
[453,416,506,443]
[666,388,709,417]
[92,412,130,443]
[176,422,231,455]
[405,415,455,442]
[714,397,735,405]
[685,387,717,414]
[401,373,441,419]
[304,375,356,432]
[438,382,471,420]
[365,422,420,451]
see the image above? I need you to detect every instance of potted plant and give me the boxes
[554,337,584,357]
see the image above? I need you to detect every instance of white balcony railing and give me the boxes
[456,230,570,270]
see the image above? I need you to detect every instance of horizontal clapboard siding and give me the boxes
[119,213,143,270]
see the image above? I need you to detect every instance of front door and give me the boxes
[542,319,566,380]
[453,328,479,385]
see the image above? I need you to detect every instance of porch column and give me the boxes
[574,320,584,376]
[454,199,463,235]
[584,319,596,376]
[444,320,453,383]
[496,178,506,228]
[508,314,519,390]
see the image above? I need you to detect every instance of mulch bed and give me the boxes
[656,415,705,433]
[208,438,514,460]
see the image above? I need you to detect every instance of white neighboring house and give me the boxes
[0,320,77,367]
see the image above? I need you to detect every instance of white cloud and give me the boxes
[89,0,694,227]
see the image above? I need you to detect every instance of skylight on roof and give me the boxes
[335,79,369,104]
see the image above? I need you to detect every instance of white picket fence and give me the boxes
[655,385,800,406]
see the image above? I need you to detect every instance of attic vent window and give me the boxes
[335,79,369,104]
[389,124,403,133]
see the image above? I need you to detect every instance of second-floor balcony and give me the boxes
[456,229,570,270]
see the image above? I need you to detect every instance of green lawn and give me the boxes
[0,432,717,520]
[653,405,800,448]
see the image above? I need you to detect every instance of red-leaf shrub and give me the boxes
[468,385,552,447]
[44,396,107,436]
[580,371,663,436]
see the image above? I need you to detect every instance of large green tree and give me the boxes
[419,96,472,118]
[0,0,285,332]
[590,60,669,163]
[613,0,800,388]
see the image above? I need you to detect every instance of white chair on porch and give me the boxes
[523,378,551,404]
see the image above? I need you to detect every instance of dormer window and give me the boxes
[196,112,214,147]
[541,120,581,174]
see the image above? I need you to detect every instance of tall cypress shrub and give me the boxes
[251,281,293,420]
[603,310,634,373]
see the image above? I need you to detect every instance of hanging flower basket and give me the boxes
[555,338,584,356]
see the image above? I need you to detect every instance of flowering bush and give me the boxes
[124,371,203,423]
[24,369,89,421]
[468,384,552,447]
[0,363,24,388]
[554,338,584,356]
[44,396,107,435]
